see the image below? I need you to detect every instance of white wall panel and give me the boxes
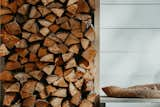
[101,0,160,4]
[100,29,160,52]
[101,5,160,28]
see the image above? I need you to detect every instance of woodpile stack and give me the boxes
[0,0,98,106]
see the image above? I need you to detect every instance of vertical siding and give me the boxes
[100,0,160,106]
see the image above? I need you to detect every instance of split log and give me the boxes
[40,54,54,62]
[69,44,79,54]
[79,99,93,107]
[38,19,52,27]
[82,46,96,62]
[35,100,49,107]
[3,93,16,106]
[53,77,68,87]
[38,6,51,16]
[45,14,56,23]
[35,82,45,92]
[42,65,55,75]
[52,88,67,97]
[27,0,40,5]
[50,97,63,107]
[6,82,20,92]
[62,100,71,107]
[15,39,28,48]
[65,34,80,46]
[8,53,18,61]
[18,4,29,15]
[0,71,13,81]
[20,80,37,99]
[0,15,13,24]
[64,69,77,82]
[46,75,59,84]
[46,85,56,95]
[22,95,36,107]
[71,91,81,106]
[29,6,41,18]
[0,8,12,16]
[29,70,43,80]
[5,21,21,35]
[54,66,63,77]
[14,73,31,84]
[67,0,78,6]
[69,82,79,96]
[0,44,10,57]
[40,27,50,36]
[62,52,74,62]
[23,19,39,33]
[65,58,77,69]
[51,8,64,17]
[41,0,54,6]
[5,61,21,70]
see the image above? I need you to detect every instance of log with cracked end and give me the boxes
[50,97,63,107]
[69,82,79,96]
[40,54,54,62]
[5,82,20,92]
[0,44,10,57]
[3,93,16,106]
[0,70,13,81]
[65,58,77,69]
[52,88,67,97]
[42,65,55,75]
[64,69,77,82]
[23,19,39,33]
[5,21,21,35]
[71,91,81,106]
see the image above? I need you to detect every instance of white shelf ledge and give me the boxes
[100,96,160,103]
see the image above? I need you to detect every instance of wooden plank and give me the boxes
[100,96,160,103]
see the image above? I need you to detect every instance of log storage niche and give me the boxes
[0,0,99,107]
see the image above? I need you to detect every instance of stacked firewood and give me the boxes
[0,0,99,107]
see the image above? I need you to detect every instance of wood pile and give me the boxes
[0,0,98,106]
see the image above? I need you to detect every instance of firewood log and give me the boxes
[0,70,13,81]
[0,44,9,57]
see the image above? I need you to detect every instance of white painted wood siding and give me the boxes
[100,0,160,106]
